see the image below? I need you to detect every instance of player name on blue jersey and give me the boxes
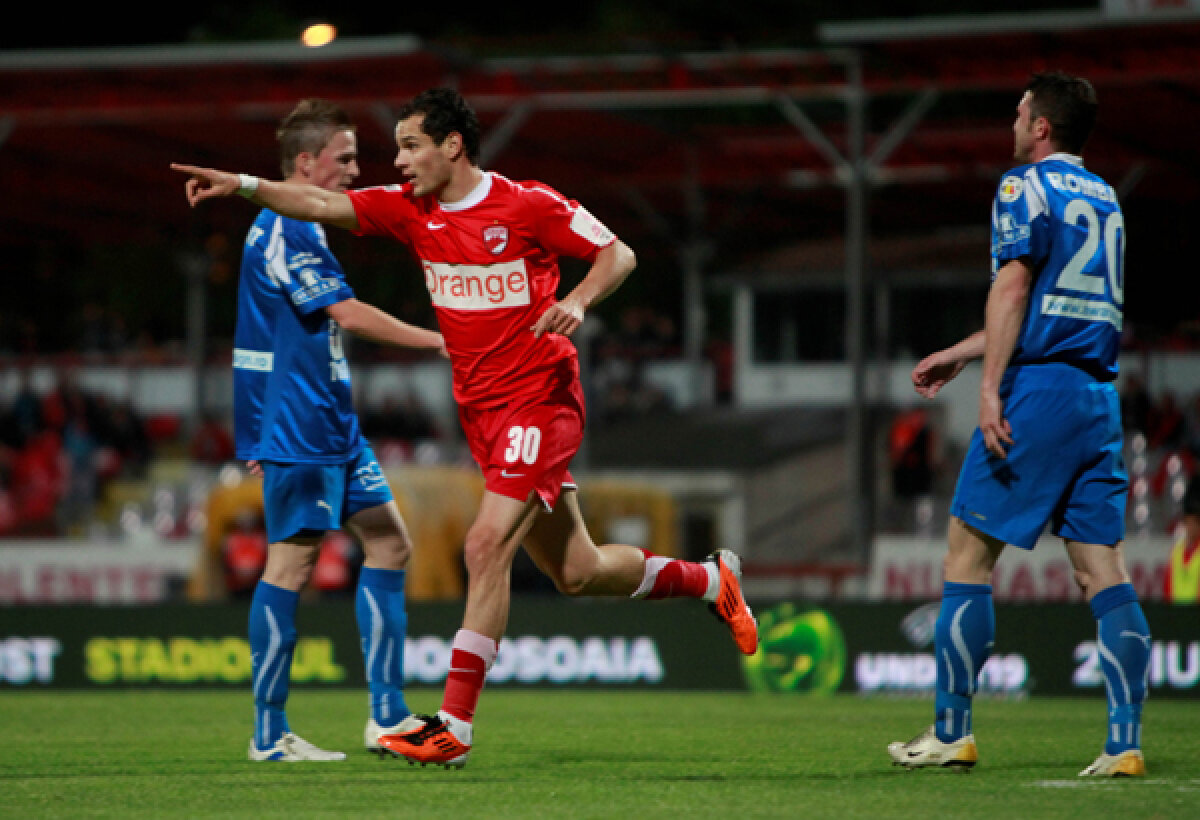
[1042,171,1117,203]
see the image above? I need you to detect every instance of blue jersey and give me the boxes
[233,209,364,464]
[991,153,1126,381]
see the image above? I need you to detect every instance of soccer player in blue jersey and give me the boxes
[888,72,1151,777]
[238,99,445,762]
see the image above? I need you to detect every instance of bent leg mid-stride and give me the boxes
[380,490,759,768]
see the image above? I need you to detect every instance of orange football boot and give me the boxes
[379,714,471,769]
[709,550,759,655]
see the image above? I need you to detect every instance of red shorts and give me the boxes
[458,376,585,510]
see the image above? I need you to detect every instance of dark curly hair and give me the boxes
[397,88,481,164]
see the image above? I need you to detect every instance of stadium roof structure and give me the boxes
[3,15,1198,263]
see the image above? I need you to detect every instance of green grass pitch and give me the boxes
[2,690,1196,818]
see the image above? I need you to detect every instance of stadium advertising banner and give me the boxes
[743,602,1198,700]
[0,599,743,690]
[1,600,1195,697]
[868,535,1171,602]
[0,541,199,605]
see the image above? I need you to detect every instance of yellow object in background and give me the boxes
[193,466,677,602]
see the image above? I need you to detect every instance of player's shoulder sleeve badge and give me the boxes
[998,174,1024,204]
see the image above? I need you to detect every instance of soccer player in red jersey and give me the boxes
[173,87,757,768]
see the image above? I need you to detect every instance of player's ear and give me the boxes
[442,131,465,162]
[296,151,316,179]
[1032,115,1052,143]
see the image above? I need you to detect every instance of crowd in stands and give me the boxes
[1120,373,1200,525]
[0,363,455,542]
[1120,372,1200,455]
[0,368,154,536]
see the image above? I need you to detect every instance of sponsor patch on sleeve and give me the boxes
[569,207,615,246]
[995,212,1031,247]
[998,175,1024,203]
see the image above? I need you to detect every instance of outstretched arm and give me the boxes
[531,239,637,338]
[327,299,447,357]
[170,164,360,231]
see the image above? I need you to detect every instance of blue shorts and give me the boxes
[260,445,394,544]
[951,363,1127,549]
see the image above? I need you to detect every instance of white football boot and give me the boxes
[1079,749,1146,777]
[887,725,978,771]
[248,732,346,762]
[364,715,424,756]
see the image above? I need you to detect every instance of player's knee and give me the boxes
[361,532,412,571]
[462,524,508,578]
[1073,566,1123,599]
[540,538,602,596]
[551,563,593,596]
[556,579,585,596]
[942,551,989,585]
[943,521,998,584]
[1074,568,1120,600]
[262,555,317,591]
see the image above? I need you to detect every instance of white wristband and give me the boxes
[237,174,260,198]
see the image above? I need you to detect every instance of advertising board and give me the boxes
[3,600,1194,698]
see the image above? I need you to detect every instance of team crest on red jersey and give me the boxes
[483,224,509,255]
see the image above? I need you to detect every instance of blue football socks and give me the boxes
[934,582,995,743]
[249,581,299,750]
[1091,582,1150,755]
[355,566,411,728]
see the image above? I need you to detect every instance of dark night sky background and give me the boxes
[6,2,1098,51]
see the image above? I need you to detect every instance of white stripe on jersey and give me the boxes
[265,216,290,286]
[1023,168,1049,222]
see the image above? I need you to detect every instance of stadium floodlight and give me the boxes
[301,23,337,48]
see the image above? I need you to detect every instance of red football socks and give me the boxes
[441,628,498,723]
[637,548,711,599]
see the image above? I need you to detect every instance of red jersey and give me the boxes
[348,172,616,408]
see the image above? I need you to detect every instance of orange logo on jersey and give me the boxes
[483,224,509,255]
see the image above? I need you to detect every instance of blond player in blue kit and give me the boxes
[228,100,444,761]
[888,72,1151,778]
